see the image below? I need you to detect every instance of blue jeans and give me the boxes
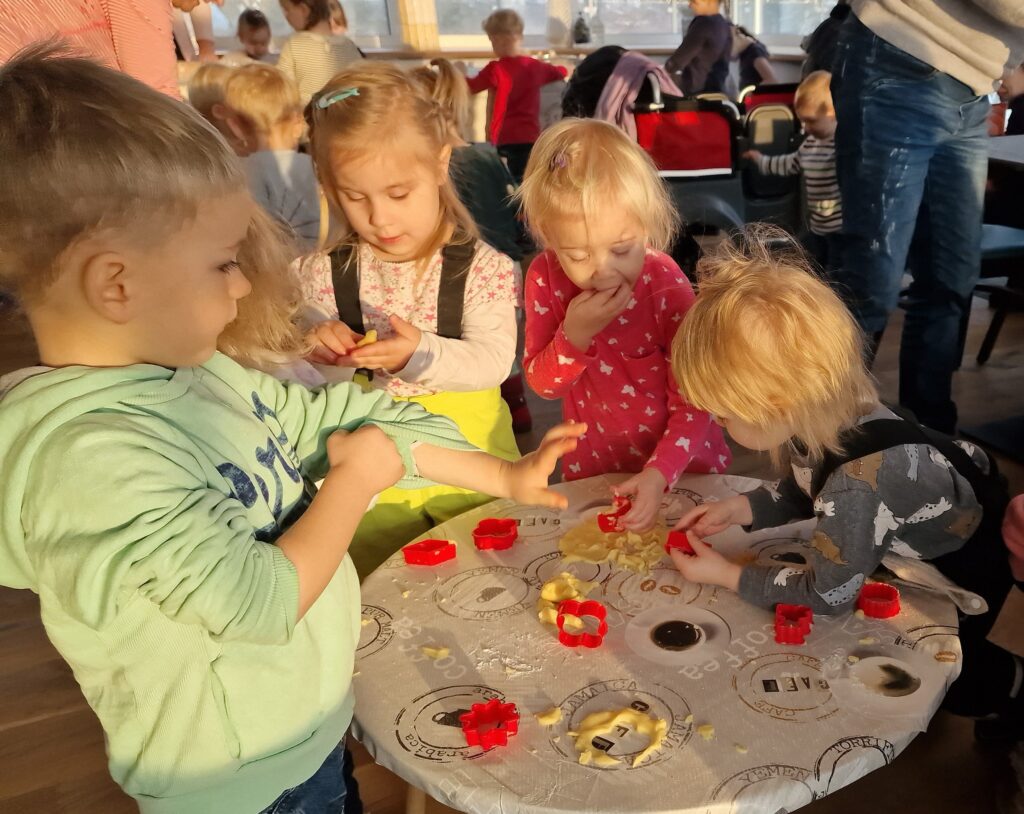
[259,742,348,814]
[832,14,990,432]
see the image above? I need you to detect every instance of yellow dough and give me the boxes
[355,329,378,348]
[420,645,449,660]
[567,707,669,768]
[559,518,668,574]
[535,707,563,726]
[696,724,715,741]
[537,571,598,626]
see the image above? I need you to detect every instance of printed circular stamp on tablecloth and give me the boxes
[357,605,395,659]
[394,684,506,762]
[548,678,693,770]
[659,486,705,526]
[433,566,541,621]
[603,562,706,617]
[893,623,961,664]
[813,735,894,796]
[733,653,839,723]
[706,764,817,814]
[625,606,733,667]
[523,550,607,587]
[498,504,566,542]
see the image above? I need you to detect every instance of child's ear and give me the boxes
[80,251,135,324]
[437,144,453,182]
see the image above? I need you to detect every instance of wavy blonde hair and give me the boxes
[409,58,471,143]
[671,226,879,464]
[223,63,303,138]
[305,61,478,267]
[516,118,680,252]
[0,44,307,367]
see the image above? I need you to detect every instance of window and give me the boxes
[733,0,833,41]
[211,0,392,41]
[437,0,548,36]
[582,1,692,40]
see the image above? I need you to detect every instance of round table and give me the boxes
[352,474,961,814]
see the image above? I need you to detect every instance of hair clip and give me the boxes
[316,87,360,109]
[549,151,568,171]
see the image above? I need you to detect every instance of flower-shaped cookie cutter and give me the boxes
[402,538,456,566]
[664,530,696,556]
[555,598,608,648]
[459,698,520,750]
[774,603,813,644]
[472,518,519,550]
[857,582,901,618]
[597,495,631,532]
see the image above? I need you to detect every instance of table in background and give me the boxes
[353,474,961,814]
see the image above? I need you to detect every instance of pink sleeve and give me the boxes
[466,61,497,94]
[523,254,591,399]
[644,255,716,484]
[104,0,179,98]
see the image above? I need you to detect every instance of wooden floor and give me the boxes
[1,299,1022,813]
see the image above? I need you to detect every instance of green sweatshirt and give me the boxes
[0,353,476,813]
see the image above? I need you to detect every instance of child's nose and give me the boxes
[229,266,252,300]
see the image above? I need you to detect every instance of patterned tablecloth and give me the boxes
[352,474,962,814]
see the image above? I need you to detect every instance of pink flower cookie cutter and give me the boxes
[555,599,609,648]
[402,538,456,566]
[857,582,901,618]
[472,518,519,551]
[597,495,631,532]
[664,530,697,556]
[459,698,520,750]
[774,604,813,644]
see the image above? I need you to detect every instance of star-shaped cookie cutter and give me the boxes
[459,698,520,750]
[402,538,456,566]
[597,495,631,532]
[472,518,519,550]
[774,603,813,644]
[555,598,608,648]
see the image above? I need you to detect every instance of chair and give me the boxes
[739,103,802,233]
[739,82,799,113]
[974,224,1024,364]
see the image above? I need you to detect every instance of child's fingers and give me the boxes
[541,421,588,445]
[307,346,338,365]
[527,486,570,510]
[315,323,354,357]
[674,504,709,531]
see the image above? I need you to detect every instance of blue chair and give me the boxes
[974,224,1024,365]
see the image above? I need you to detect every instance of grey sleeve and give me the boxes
[744,475,814,531]
[738,485,900,615]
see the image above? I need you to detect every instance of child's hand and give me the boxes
[348,315,422,373]
[505,422,587,509]
[675,495,753,537]
[669,536,742,591]
[307,320,364,366]
[617,468,667,532]
[741,149,762,162]
[326,425,404,494]
[563,284,633,352]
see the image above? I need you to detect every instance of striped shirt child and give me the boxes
[756,135,841,234]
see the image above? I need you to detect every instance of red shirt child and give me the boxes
[467,56,568,145]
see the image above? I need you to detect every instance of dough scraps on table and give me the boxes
[567,707,669,768]
[537,571,598,626]
[559,517,668,574]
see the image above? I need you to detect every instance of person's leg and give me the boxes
[497,143,533,184]
[898,82,989,432]
[260,742,347,814]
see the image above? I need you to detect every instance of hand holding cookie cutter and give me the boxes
[597,495,631,532]
[664,530,697,556]
[472,518,519,550]
[402,538,456,566]
[774,603,813,644]
[459,698,520,750]
[555,599,608,648]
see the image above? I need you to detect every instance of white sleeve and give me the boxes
[395,300,517,391]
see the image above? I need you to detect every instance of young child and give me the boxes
[410,57,533,432]
[277,0,363,105]
[742,71,843,274]
[0,47,582,813]
[186,62,248,155]
[518,118,731,532]
[297,61,523,579]
[222,63,321,251]
[221,9,275,67]
[466,9,568,183]
[670,230,1021,729]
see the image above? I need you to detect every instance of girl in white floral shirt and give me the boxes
[297,61,521,579]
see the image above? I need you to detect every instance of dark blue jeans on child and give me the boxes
[259,740,360,814]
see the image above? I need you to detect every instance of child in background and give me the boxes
[518,119,731,532]
[186,62,248,155]
[223,64,321,251]
[410,57,534,433]
[742,71,842,275]
[297,62,523,579]
[0,47,581,813]
[670,230,1021,731]
[278,0,363,105]
[466,9,568,183]
[221,9,276,67]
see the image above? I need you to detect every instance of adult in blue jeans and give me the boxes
[831,3,1024,433]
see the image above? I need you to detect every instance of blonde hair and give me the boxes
[671,226,879,464]
[223,63,302,137]
[516,118,680,252]
[794,70,834,117]
[187,61,234,121]
[482,9,524,37]
[0,44,308,367]
[305,61,478,265]
[410,58,471,142]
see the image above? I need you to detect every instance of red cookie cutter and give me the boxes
[555,599,608,648]
[402,538,456,566]
[597,495,632,532]
[857,582,901,618]
[472,518,519,550]
[774,604,813,644]
[664,530,697,556]
[459,698,520,750]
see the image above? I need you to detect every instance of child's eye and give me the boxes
[344,193,366,202]
[567,254,589,263]
[612,247,633,257]
[389,192,409,200]
[218,260,240,273]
